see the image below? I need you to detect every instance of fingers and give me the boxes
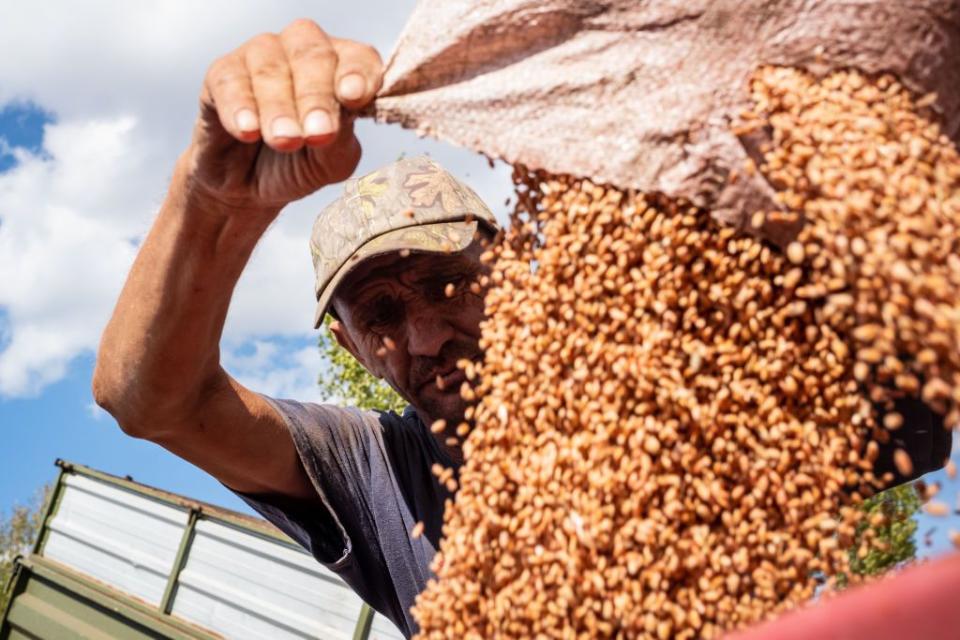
[203,55,260,144]
[201,19,384,153]
[280,20,339,146]
[331,37,384,110]
[245,33,304,151]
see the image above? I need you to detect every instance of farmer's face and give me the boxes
[330,240,487,429]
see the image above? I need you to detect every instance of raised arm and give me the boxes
[92,19,382,498]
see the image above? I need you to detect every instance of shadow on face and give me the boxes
[329,239,489,427]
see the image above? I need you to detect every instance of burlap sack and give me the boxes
[370,0,960,246]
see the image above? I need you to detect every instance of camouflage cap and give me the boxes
[310,155,499,328]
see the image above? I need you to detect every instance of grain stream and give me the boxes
[412,67,960,639]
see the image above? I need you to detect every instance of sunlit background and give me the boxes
[0,1,512,514]
[0,1,955,561]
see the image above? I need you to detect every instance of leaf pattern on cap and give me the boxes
[404,166,462,212]
[352,172,390,216]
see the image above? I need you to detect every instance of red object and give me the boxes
[725,553,960,640]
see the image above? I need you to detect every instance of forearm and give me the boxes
[93,153,280,433]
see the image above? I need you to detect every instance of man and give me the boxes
[94,17,948,640]
[92,19,490,637]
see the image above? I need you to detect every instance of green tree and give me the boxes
[317,316,406,412]
[848,483,920,578]
[0,485,51,613]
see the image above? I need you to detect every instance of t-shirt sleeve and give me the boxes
[230,396,386,568]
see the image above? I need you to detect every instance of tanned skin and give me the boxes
[330,246,488,461]
[93,19,482,500]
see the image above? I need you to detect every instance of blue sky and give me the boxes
[0,102,51,172]
[0,101,257,513]
[0,2,512,516]
[0,1,957,566]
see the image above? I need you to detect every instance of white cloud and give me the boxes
[0,1,408,140]
[86,401,108,421]
[0,116,150,396]
[223,339,329,403]
[0,1,514,402]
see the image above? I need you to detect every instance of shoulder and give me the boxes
[261,396,439,462]
[265,397,383,435]
[266,396,376,424]
[259,397,389,461]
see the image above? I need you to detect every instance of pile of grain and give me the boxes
[412,68,960,639]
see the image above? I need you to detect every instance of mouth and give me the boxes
[438,367,465,391]
[418,354,482,395]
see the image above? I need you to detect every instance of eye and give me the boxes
[363,294,403,330]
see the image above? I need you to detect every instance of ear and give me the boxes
[330,319,382,378]
[329,319,360,356]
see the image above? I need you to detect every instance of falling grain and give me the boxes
[412,67,960,640]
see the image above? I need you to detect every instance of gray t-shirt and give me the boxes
[233,398,457,638]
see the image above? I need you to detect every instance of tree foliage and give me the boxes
[0,485,51,614]
[848,483,920,578]
[317,316,406,412]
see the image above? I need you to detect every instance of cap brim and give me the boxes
[313,220,480,329]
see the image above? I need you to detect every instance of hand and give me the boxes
[184,19,383,212]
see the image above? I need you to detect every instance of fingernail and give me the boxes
[235,109,259,132]
[338,73,366,101]
[303,110,334,137]
[271,116,301,139]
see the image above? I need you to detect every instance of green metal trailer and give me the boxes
[0,460,399,640]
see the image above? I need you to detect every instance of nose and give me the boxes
[404,306,455,358]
